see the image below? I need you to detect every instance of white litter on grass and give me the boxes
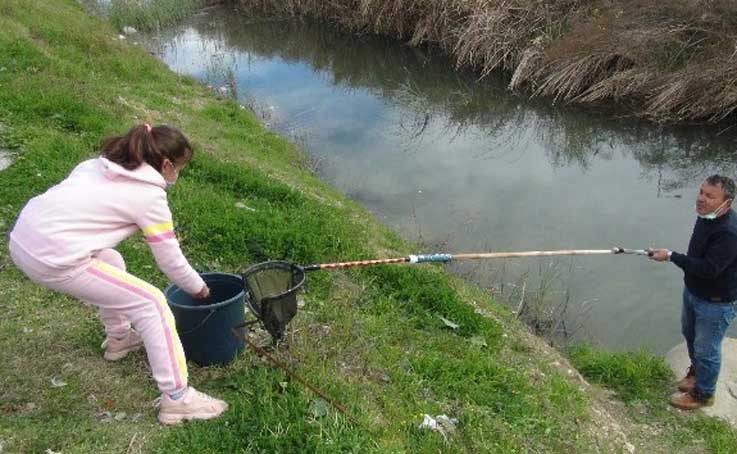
[50,377,66,388]
[439,316,459,330]
[122,26,137,35]
[44,450,61,454]
[418,414,459,440]
[234,202,256,211]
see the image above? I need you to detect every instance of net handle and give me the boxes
[231,323,358,424]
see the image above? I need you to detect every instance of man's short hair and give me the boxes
[706,174,736,200]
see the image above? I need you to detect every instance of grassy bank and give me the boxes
[1,0,736,452]
[236,0,737,126]
[568,345,737,453]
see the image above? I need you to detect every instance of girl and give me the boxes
[8,123,228,425]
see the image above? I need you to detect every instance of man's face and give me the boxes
[696,182,728,216]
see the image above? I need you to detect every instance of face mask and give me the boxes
[165,170,178,191]
[696,199,729,220]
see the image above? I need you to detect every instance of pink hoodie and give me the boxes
[9,157,205,295]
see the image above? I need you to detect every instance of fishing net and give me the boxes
[242,261,305,340]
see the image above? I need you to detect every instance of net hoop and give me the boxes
[242,261,306,338]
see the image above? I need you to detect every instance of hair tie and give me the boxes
[144,123,152,133]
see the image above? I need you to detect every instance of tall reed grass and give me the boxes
[236,0,737,125]
[107,0,207,31]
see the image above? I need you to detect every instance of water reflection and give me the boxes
[144,5,737,352]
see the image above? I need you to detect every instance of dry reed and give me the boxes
[235,0,737,125]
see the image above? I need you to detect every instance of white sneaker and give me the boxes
[102,329,144,361]
[158,387,228,425]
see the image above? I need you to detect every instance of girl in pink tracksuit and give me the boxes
[9,124,227,425]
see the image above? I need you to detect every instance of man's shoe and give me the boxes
[677,365,696,392]
[669,389,715,411]
[158,387,228,425]
[102,329,144,361]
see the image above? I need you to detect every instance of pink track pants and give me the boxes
[9,240,187,394]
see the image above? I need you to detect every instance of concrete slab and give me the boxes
[665,337,737,425]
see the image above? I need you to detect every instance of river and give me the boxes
[139,3,737,353]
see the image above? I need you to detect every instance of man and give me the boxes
[650,174,737,410]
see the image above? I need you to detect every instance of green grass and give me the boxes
[1,0,737,452]
[567,344,737,453]
[566,344,673,403]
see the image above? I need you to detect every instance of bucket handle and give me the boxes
[177,309,217,336]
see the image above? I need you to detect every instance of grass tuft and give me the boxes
[566,343,672,403]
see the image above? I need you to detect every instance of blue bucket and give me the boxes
[165,272,245,366]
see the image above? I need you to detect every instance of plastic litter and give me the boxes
[418,414,459,440]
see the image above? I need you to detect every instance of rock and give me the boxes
[665,337,737,426]
[0,149,11,171]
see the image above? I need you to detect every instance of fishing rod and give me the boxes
[236,246,651,420]
[242,246,650,340]
[301,247,651,271]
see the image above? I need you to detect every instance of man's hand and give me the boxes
[648,248,670,262]
[194,284,211,299]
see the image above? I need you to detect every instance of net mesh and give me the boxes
[243,261,305,340]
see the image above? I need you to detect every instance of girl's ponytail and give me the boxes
[101,124,192,171]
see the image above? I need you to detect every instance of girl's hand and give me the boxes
[194,285,210,299]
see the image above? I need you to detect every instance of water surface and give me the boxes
[143,5,737,352]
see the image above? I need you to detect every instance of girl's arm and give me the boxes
[136,194,205,295]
